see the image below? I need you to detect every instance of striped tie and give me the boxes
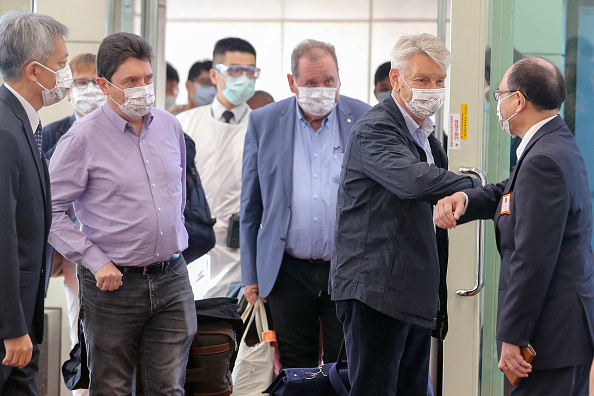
[34,121,43,157]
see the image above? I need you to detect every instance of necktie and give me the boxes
[34,121,43,157]
[222,110,234,124]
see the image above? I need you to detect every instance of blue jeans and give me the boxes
[78,255,197,396]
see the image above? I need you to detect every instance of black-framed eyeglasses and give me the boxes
[73,78,99,89]
[492,89,531,102]
[492,89,517,101]
[215,64,261,79]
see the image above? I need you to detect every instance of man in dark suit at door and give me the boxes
[0,11,70,395]
[435,57,594,395]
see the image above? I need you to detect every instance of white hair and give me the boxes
[0,11,68,82]
[390,33,452,72]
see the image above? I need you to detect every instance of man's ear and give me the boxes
[24,61,40,83]
[389,68,400,93]
[209,68,218,86]
[185,80,193,94]
[96,77,110,95]
[287,74,297,95]
[515,91,527,113]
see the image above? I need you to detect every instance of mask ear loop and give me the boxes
[32,61,57,91]
[104,79,126,106]
[398,71,415,104]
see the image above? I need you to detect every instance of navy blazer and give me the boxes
[0,85,51,343]
[42,113,75,159]
[240,95,371,298]
[463,115,594,370]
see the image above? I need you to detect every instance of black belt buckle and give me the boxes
[143,261,165,275]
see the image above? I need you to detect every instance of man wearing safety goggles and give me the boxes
[177,37,259,298]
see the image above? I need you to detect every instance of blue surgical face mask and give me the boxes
[165,95,176,110]
[484,86,490,113]
[377,91,391,103]
[222,74,255,105]
[193,84,216,106]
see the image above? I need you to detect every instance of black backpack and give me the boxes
[183,133,216,263]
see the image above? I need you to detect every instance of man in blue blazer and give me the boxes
[240,39,370,368]
[0,12,70,394]
[435,57,594,395]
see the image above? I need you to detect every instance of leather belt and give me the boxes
[284,253,330,265]
[116,254,180,275]
[307,258,330,265]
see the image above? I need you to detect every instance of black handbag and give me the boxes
[263,342,349,396]
[62,318,89,390]
[182,133,216,263]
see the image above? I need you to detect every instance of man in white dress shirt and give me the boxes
[177,37,259,297]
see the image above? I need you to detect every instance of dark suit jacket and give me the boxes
[240,95,371,298]
[0,85,51,344]
[42,113,75,160]
[463,115,594,370]
[330,97,479,331]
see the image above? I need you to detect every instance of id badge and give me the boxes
[500,193,511,215]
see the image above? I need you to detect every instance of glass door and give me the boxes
[446,0,594,395]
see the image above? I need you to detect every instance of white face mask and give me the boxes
[34,62,73,107]
[399,74,445,119]
[297,86,338,117]
[106,80,155,118]
[496,93,517,136]
[70,84,106,116]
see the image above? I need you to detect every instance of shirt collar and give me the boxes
[295,97,335,132]
[102,100,155,133]
[516,114,558,160]
[211,95,248,124]
[392,93,435,141]
[4,83,40,133]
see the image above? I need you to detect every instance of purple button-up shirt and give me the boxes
[48,102,187,274]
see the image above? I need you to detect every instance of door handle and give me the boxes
[456,167,486,297]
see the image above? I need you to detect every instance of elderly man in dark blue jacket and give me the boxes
[330,33,480,396]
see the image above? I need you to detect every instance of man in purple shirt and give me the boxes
[48,32,197,395]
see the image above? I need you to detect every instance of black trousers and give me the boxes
[510,362,591,396]
[266,253,343,368]
[336,299,431,396]
[0,337,39,396]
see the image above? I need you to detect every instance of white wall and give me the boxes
[165,0,448,107]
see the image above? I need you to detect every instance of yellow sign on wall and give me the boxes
[461,104,468,140]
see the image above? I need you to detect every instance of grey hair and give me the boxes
[291,39,338,78]
[0,11,69,82]
[390,33,451,72]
